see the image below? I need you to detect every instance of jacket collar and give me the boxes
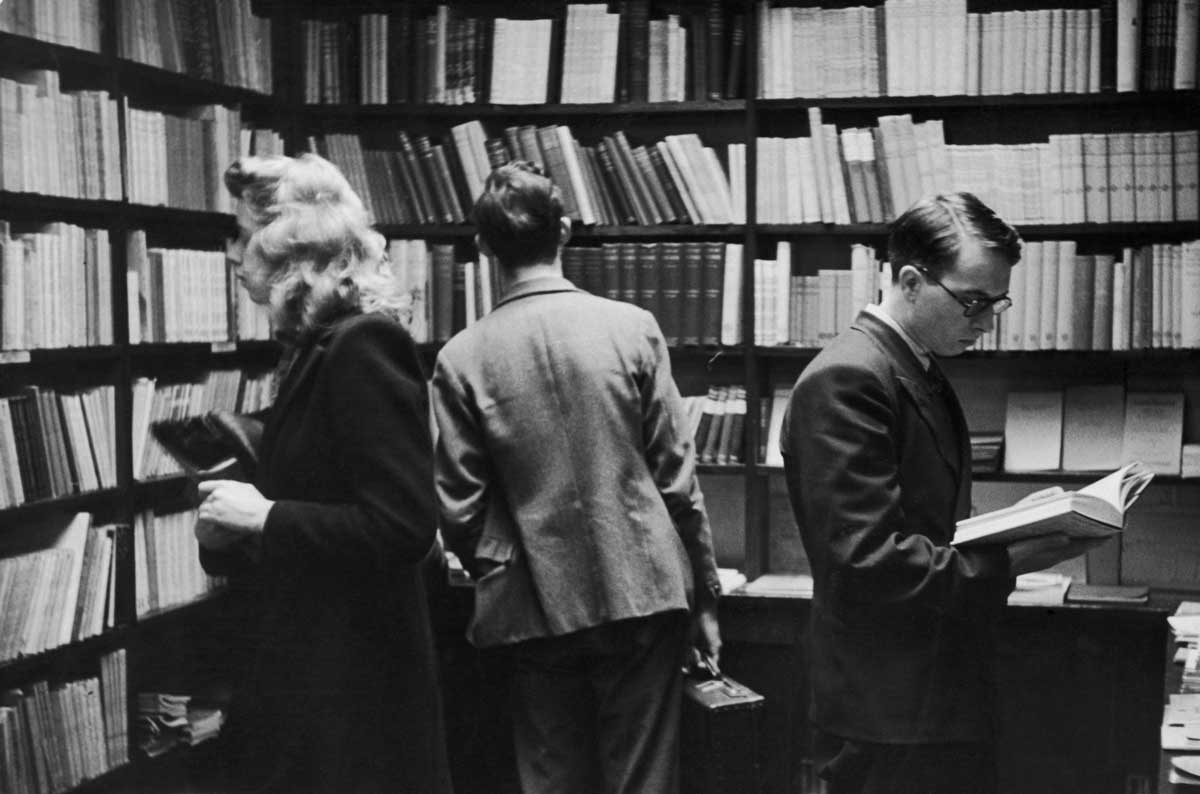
[494,276,580,309]
[852,311,967,483]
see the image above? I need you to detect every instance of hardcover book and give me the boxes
[952,461,1153,548]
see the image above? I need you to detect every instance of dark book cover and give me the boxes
[637,242,663,329]
[8,395,47,502]
[388,9,412,103]
[647,145,692,224]
[619,241,639,305]
[700,241,725,345]
[724,13,745,99]
[452,260,466,335]
[631,145,678,223]
[608,132,660,225]
[623,0,650,102]
[1098,0,1117,92]
[436,137,474,221]
[680,240,704,345]
[484,137,511,170]
[431,243,456,341]
[562,246,586,286]
[580,145,617,225]
[705,0,725,101]
[595,142,638,225]
[394,133,436,224]
[601,243,622,302]
[659,241,684,346]
[688,10,708,101]
[414,135,456,224]
[582,245,606,296]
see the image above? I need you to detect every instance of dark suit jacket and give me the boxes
[781,310,1012,745]
[200,312,452,794]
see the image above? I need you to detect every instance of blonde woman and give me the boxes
[197,154,453,794]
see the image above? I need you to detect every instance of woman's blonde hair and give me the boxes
[224,153,411,342]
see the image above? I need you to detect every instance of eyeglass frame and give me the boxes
[916,266,1013,317]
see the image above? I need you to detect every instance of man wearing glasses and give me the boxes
[780,193,1096,794]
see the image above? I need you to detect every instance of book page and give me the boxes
[1076,461,1153,512]
[1060,384,1125,471]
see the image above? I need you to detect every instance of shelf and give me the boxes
[0,31,109,73]
[0,487,123,525]
[756,221,1200,239]
[374,223,749,239]
[0,346,121,367]
[136,590,230,633]
[303,98,747,120]
[0,191,127,226]
[116,58,274,106]
[0,626,131,679]
[754,345,1200,361]
[696,463,747,475]
[129,340,280,359]
[756,90,1200,113]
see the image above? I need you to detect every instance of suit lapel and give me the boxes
[853,312,962,480]
[260,338,327,467]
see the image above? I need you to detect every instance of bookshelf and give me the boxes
[2,0,1198,791]
[257,2,1198,793]
[0,0,282,789]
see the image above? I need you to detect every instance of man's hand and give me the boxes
[691,602,722,671]
[196,480,273,535]
[1007,533,1109,577]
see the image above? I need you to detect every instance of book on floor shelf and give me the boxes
[952,461,1154,548]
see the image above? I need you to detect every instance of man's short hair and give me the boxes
[473,161,564,270]
[887,192,1022,281]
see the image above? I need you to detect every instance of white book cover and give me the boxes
[807,108,834,222]
[1182,241,1200,348]
[1022,240,1044,350]
[1116,0,1140,91]
[775,243,791,344]
[1122,392,1184,475]
[1175,0,1199,89]
[1003,390,1064,472]
[764,385,793,468]
[1061,384,1125,471]
[1006,260,1026,350]
[1039,240,1059,349]
[1054,240,1077,350]
[1107,132,1136,222]
[720,244,743,345]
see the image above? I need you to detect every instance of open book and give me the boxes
[150,411,263,480]
[951,462,1154,548]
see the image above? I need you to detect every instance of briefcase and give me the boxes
[680,670,765,794]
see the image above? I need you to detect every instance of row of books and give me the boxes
[0,0,102,52]
[0,650,128,794]
[1003,240,1200,352]
[1,222,113,352]
[131,371,273,482]
[0,385,117,508]
[308,1,743,106]
[0,71,121,201]
[125,232,271,346]
[760,109,1199,225]
[133,508,224,617]
[0,513,117,662]
[682,386,748,466]
[1003,387,1186,476]
[758,0,1198,98]
[313,122,740,228]
[562,242,743,346]
[136,692,223,759]
[116,0,272,94]
[755,243,883,348]
[123,104,259,213]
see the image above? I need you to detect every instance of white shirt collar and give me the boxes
[864,304,932,370]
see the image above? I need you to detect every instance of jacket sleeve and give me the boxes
[429,353,491,578]
[782,359,1010,616]
[637,311,721,606]
[260,318,437,573]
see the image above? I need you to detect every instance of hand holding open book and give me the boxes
[952,462,1154,548]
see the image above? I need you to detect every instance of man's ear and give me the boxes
[475,233,494,260]
[897,264,923,298]
[558,216,573,249]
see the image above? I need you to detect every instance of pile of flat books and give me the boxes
[969,433,1003,473]
[136,692,225,758]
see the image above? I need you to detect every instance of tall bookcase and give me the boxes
[0,1,284,789]
[262,3,1197,794]
[2,0,1198,792]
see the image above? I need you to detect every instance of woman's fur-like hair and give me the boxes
[224,153,410,342]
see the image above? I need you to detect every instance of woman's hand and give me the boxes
[196,480,274,536]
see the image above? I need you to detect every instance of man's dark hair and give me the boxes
[887,192,1022,282]
[472,161,564,270]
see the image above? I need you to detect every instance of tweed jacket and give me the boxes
[432,276,720,648]
[781,310,1013,744]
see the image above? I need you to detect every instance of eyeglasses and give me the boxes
[917,267,1012,317]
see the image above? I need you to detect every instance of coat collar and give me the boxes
[852,311,966,482]
[493,276,580,309]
